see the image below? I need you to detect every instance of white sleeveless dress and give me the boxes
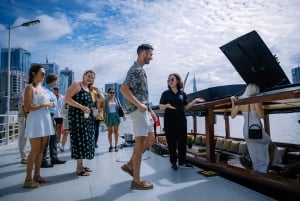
[25,87,55,138]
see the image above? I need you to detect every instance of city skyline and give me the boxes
[0,45,299,118]
[1,0,300,104]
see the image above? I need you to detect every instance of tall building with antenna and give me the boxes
[193,74,197,92]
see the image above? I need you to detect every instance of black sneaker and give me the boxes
[114,146,119,152]
[109,146,113,152]
[171,164,178,171]
[41,161,53,168]
[51,159,66,164]
[179,163,193,168]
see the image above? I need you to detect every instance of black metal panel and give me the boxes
[220,30,290,92]
[187,84,246,102]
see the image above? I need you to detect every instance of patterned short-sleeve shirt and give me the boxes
[123,61,149,113]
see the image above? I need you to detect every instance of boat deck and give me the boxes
[0,131,276,201]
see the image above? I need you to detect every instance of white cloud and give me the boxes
[1,0,300,103]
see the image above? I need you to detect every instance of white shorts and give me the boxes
[129,110,154,137]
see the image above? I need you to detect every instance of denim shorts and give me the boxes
[129,110,154,137]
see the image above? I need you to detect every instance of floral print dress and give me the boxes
[69,86,95,159]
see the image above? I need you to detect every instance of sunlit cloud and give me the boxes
[0,0,299,103]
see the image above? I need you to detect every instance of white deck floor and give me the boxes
[0,131,275,201]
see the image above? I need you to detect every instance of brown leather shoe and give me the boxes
[131,180,153,190]
[121,164,133,177]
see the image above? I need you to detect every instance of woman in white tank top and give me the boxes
[23,64,55,188]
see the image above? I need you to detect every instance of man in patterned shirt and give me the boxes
[120,44,158,190]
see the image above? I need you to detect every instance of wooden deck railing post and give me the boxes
[264,113,270,135]
[193,115,197,138]
[224,114,230,138]
[205,108,215,163]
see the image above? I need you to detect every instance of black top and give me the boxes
[159,89,188,124]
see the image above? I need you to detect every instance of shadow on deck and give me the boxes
[0,132,279,201]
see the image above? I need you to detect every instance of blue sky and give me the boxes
[0,0,300,103]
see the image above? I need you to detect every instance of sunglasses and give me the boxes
[168,78,176,82]
[109,91,115,94]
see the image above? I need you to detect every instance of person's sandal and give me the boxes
[21,159,27,164]
[131,180,153,190]
[121,164,133,177]
[33,176,50,183]
[23,179,40,188]
[77,170,90,176]
[84,167,92,172]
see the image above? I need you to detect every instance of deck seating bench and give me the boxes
[193,135,249,160]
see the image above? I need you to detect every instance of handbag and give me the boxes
[116,98,125,117]
[247,105,263,139]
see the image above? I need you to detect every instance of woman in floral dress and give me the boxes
[65,70,98,176]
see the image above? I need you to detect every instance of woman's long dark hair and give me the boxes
[28,64,44,86]
[168,73,184,90]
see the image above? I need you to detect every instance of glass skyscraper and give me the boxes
[59,67,74,95]
[0,48,30,113]
[291,66,300,83]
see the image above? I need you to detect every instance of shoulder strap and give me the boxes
[79,82,84,90]
[248,104,262,128]
[116,98,124,110]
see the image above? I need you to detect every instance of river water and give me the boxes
[119,113,300,145]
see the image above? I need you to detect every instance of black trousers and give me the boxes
[165,124,187,165]
[43,114,58,161]
[94,119,101,145]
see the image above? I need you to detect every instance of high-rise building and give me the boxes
[0,70,27,96]
[291,65,300,83]
[0,48,30,114]
[40,62,59,75]
[58,73,69,95]
[193,74,197,92]
[1,48,31,73]
[59,67,74,94]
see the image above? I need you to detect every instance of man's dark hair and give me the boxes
[46,74,58,84]
[137,44,153,54]
[107,88,115,93]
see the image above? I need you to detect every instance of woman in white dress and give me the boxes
[231,83,282,173]
[23,64,55,188]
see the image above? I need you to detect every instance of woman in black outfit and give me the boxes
[159,73,204,170]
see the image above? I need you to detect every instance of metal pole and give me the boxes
[4,20,40,144]
[183,72,189,91]
[5,27,11,144]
